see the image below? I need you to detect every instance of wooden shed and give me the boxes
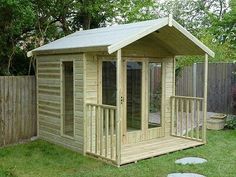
[28,15,214,166]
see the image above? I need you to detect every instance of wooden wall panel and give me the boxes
[84,54,98,151]
[37,54,84,153]
[163,58,175,136]
[85,54,98,104]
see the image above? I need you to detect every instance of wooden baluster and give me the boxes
[191,99,194,139]
[201,100,204,140]
[186,99,189,137]
[105,108,109,157]
[97,106,101,154]
[196,100,200,140]
[87,105,90,151]
[171,97,175,135]
[95,106,98,154]
[100,107,103,156]
[115,108,120,163]
[110,109,114,160]
[90,105,93,152]
[176,98,179,136]
[180,99,183,137]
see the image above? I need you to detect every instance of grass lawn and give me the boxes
[0,130,236,177]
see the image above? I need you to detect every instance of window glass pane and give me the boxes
[63,61,74,136]
[127,62,142,131]
[102,61,116,106]
[149,63,162,128]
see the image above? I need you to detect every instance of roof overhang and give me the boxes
[108,15,214,57]
[27,45,108,57]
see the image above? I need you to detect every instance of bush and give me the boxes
[225,115,236,129]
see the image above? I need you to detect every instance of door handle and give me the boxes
[121,96,124,104]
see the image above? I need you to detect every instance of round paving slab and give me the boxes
[167,173,206,177]
[175,157,207,165]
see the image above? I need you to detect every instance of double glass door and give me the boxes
[102,59,163,144]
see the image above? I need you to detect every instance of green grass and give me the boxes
[0,130,236,177]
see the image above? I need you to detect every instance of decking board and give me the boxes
[121,136,203,165]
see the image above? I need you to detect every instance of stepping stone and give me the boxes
[167,173,206,177]
[175,157,207,165]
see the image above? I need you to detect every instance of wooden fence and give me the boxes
[0,76,36,146]
[176,63,236,115]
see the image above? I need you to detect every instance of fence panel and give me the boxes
[176,63,236,115]
[0,76,36,146]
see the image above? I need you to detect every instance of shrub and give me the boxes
[225,115,236,129]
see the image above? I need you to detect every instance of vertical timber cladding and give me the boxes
[163,57,175,136]
[85,53,98,104]
[84,53,98,152]
[37,54,84,152]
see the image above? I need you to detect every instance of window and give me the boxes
[102,61,117,106]
[148,62,162,128]
[62,61,74,137]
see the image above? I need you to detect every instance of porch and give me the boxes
[85,94,206,166]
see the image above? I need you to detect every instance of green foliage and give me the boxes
[176,32,236,68]
[159,0,236,68]
[111,0,157,23]
[0,167,17,177]
[210,0,236,48]
[0,0,157,75]
[0,0,35,75]
[225,115,236,129]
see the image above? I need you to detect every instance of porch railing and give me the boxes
[85,103,119,164]
[170,96,206,142]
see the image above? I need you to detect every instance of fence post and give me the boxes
[203,54,208,143]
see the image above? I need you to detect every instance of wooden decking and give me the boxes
[120,136,204,165]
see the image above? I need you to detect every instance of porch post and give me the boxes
[116,49,122,166]
[203,53,208,143]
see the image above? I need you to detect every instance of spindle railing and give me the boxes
[171,96,206,142]
[86,103,119,164]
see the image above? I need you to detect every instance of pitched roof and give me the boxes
[28,16,214,57]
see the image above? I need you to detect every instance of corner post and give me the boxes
[203,54,208,143]
[116,49,122,166]
[83,54,87,155]
[171,57,176,135]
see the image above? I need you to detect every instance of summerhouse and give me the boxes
[28,15,214,166]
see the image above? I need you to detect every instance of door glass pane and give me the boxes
[102,61,116,106]
[63,61,74,136]
[127,62,142,131]
[148,63,162,128]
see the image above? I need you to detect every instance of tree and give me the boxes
[0,0,35,75]
[157,0,236,67]
[210,0,236,48]
[0,0,157,75]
